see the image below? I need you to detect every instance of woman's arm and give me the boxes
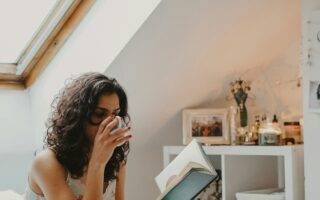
[115,162,126,200]
[82,161,105,200]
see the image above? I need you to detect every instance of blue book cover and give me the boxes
[156,140,218,200]
[161,168,217,200]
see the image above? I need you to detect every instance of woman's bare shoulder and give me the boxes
[30,148,67,181]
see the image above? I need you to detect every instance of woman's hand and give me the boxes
[90,115,132,168]
[83,116,131,200]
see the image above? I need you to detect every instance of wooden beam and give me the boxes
[0,81,25,90]
[0,73,25,90]
[23,0,97,88]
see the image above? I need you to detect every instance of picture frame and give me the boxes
[308,80,320,113]
[182,108,230,145]
[308,12,320,68]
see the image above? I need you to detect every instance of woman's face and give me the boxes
[85,93,120,143]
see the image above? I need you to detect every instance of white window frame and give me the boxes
[0,0,79,75]
[0,0,96,90]
[17,0,79,75]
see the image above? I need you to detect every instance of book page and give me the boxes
[155,139,216,193]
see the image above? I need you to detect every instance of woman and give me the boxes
[24,72,132,200]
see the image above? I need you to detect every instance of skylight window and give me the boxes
[0,1,57,63]
[0,0,95,89]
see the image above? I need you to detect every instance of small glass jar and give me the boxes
[283,122,301,144]
[258,122,282,146]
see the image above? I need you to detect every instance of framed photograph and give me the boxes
[307,12,320,68]
[309,22,320,67]
[183,109,230,145]
[309,80,320,113]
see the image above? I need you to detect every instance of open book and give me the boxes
[155,139,218,200]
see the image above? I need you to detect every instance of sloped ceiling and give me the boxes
[106,0,301,199]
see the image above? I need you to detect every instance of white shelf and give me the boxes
[164,145,303,163]
[162,145,304,200]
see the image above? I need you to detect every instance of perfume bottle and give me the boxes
[251,115,261,144]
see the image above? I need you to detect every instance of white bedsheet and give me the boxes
[0,190,23,200]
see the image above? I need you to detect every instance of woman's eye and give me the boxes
[94,112,106,117]
[113,111,119,116]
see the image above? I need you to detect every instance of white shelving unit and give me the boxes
[163,145,304,200]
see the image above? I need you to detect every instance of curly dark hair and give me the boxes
[44,72,130,183]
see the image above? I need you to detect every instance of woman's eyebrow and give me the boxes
[96,106,120,113]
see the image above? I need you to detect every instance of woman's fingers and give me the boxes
[113,135,132,147]
[102,116,119,135]
[105,127,130,141]
[97,115,115,134]
[110,126,130,136]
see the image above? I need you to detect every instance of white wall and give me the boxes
[106,0,301,199]
[27,0,162,148]
[302,0,320,200]
[0,90,34,193]
[0,0,303,199]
